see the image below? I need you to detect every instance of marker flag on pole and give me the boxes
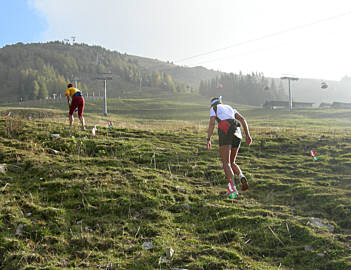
[92,125,97,136]
[217,83,223,89]
[4,112,11,118]
[310,149,318,161]
[227,182,238,199]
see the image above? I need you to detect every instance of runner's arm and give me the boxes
[64,94,70,110]
[206,116,216,150]
[235,113,252,145]
[207,116,216,140]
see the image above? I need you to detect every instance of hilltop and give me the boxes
[0,42,288,107]
[0,100,350,269]
[0,42,220,103]
[126,55,222,87]
[2,42,351,107]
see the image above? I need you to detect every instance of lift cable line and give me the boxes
[174,9,351,64]
[191,47,265,67]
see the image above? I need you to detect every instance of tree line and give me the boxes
[0,42,188,102]
[0,42,289,105]
[199,72,287,106]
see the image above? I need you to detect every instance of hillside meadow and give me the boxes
[0,97,350,269]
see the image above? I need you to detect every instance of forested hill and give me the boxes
[199,73,288,107]
[126,55,223,87]
[0,42,221,103]
[0,42,290,106]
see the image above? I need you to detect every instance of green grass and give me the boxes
[4,93,351,126]
[0,100,351,269]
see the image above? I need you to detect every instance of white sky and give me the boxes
[30,0,351,80]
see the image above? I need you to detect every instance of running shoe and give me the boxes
[240,176,248,191]
[226,182,239,198]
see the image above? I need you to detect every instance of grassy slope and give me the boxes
[0,99,351,269]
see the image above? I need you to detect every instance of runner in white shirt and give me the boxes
[206,96,252,197]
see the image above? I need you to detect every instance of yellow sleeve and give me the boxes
[64,89,70,96]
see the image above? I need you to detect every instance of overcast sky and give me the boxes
[2,0,351,80]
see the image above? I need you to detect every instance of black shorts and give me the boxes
[218,120,241,148]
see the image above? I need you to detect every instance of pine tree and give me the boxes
[38,81,49,99]
[32,80,40,99]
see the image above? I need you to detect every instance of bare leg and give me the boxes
[79,116,86,130]
[230,146,248,191]
[219,145,234,185]
[69,114,74,127]
[230,147,242,176]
